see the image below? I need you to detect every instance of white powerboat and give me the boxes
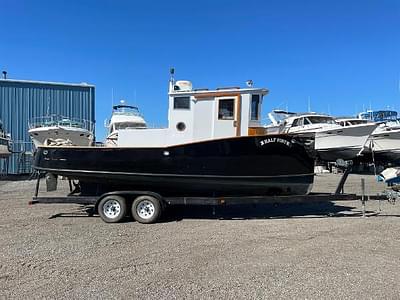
[266,110,377,161]
[347,110,400,163]
[105,101,147,146]
[0,120,11,158]
[29,115,94,147]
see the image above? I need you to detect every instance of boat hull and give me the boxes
[0,137,11,158]
[314,124,377,161]
[29,126,93,147]
[33,135,315,196]
[361,129,400,163]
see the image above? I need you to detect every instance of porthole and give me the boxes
[176,122,186,131]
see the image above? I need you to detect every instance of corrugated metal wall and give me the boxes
[0,79,95,174]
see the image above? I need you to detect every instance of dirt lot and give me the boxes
[1,174,400,299]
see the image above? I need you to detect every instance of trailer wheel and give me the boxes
[131,195,162,224]
[98,195,127,223]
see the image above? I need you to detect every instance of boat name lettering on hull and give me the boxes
[259,138,292,147]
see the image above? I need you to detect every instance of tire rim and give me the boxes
[137,200,155,220]
[103,199,121,219]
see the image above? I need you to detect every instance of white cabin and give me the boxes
[118,80,268,147]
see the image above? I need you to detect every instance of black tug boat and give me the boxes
[33,76,315,197]
[34,134,314,196]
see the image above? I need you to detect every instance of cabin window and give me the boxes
[176,122,186,131]
[307,116,335,124]
[251,95,260,120]
[174,96,191,110]
[218,99,235,120]
[292,119,300,127]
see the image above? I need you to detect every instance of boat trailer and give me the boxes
[29,165,393,224]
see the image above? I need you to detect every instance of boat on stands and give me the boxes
[28,115,94,147]
[0,120,11,158]
[104,101,147,147]
[348,110,400,163]
[33,76,315,197]
[266,110,378,161]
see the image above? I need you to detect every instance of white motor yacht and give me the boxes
[28,115,94,147]
[0,120,11,158]
[266,110,378,161]
[105,101,147,146]
[344,110,400,163]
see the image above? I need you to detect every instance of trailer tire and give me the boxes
[131,195,162,224]
[98,195,127,223]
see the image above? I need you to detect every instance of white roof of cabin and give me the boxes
[285,113,333,122]
[169,87,268,96]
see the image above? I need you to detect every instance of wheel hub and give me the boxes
[103,199,121,219]
[137,200,155,219]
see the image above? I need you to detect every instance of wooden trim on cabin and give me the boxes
[235,95,242,136]
[248,127,267,136]
[194,92,241,99]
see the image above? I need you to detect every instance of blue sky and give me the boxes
[1,0,399,139]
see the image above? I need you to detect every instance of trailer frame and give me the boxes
[30,165,383,223]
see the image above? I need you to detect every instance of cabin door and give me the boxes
[193,98,213,141]
[213,97,239,138]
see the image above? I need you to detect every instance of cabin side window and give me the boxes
[292,118,300,127]
[173,96,191,110]
[250,95,260,120]
[218,99,235,120]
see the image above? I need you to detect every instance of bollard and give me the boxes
[361,178,366,218]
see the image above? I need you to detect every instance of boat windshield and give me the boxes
[359,110,397,122]
[113,105,141,116]
[348,120,368,125]
[305,116,335,124]
[114,122,146,130]
[338,119,368,126]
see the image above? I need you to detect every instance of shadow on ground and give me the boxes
[47,202,397,222]
[162,202,362,222]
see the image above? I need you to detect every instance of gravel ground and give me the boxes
[1,173,400,299]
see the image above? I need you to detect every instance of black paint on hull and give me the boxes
[317,147,362,162]
[33,135,315,196]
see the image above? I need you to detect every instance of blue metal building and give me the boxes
[0,78,95,174]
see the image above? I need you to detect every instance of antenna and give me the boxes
[307,96,311,112]
[398,75,400,93]
[169,67,176,93]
